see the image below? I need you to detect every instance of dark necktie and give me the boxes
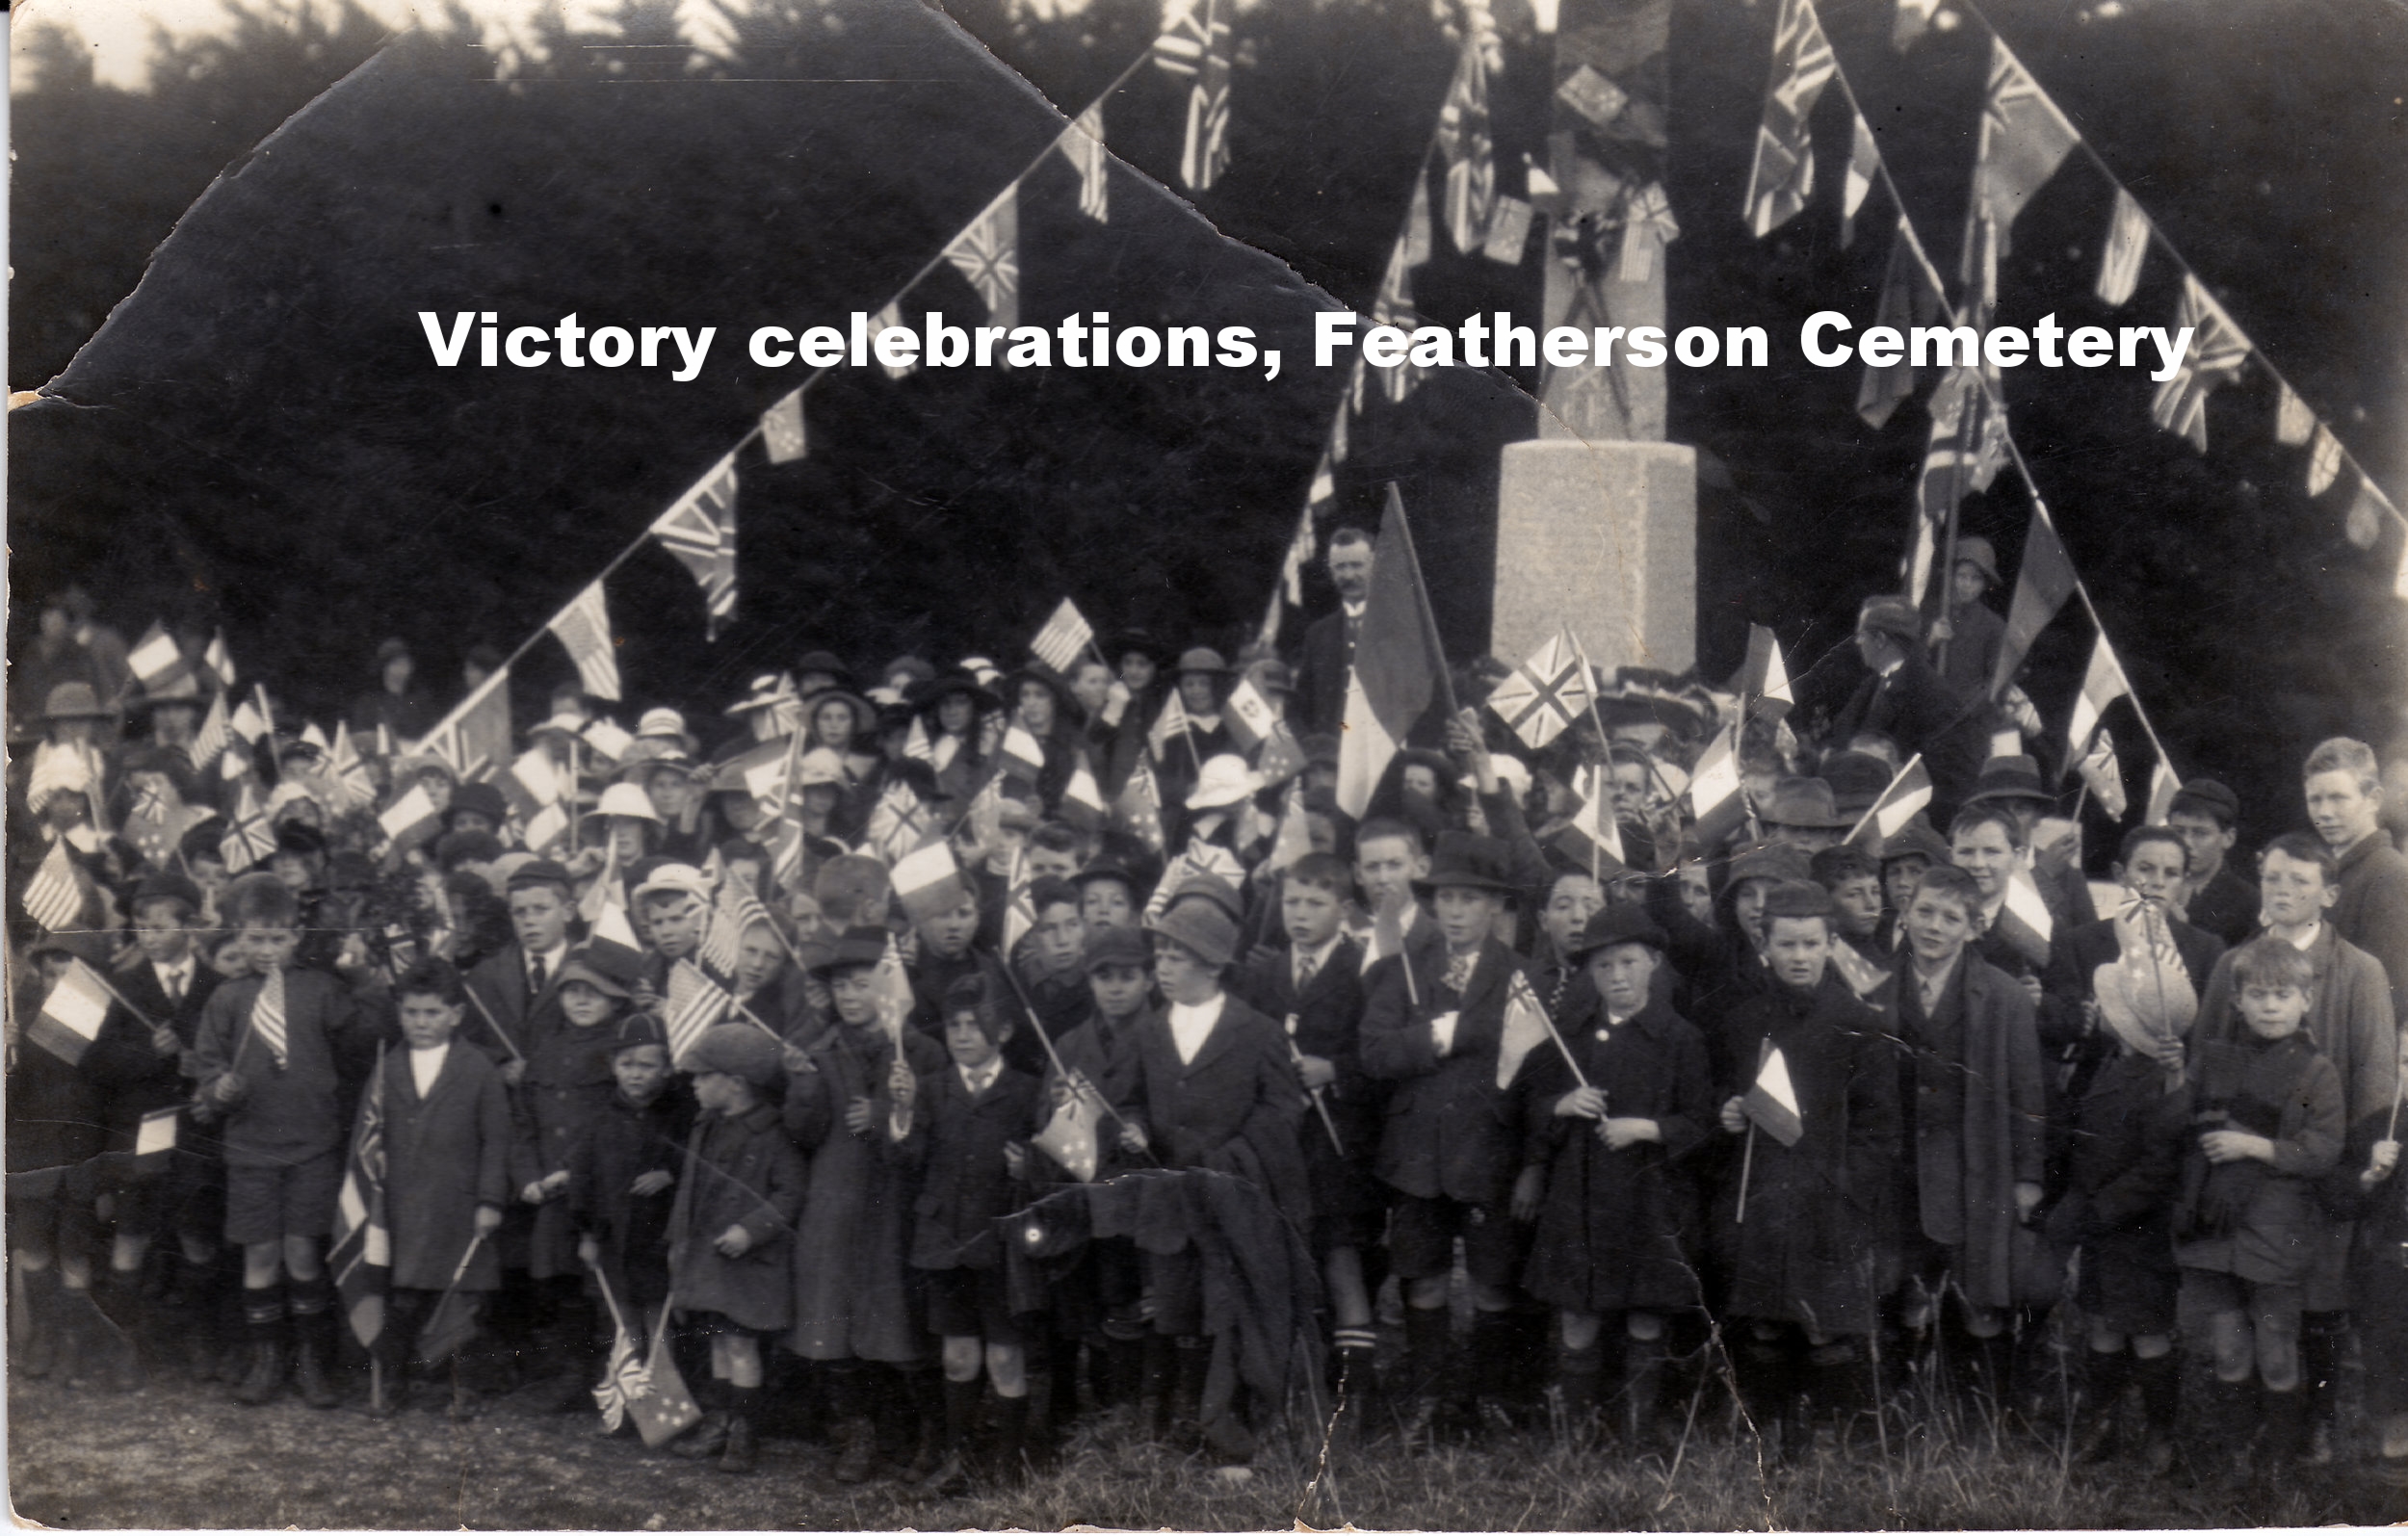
[529,953,548,996]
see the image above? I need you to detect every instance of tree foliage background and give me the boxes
[11,0,2407,841]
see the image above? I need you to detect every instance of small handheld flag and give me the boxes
[1495,970,1584,1092]
[249,967,291,1071]
[21,841,87,933]
[1486,630,1593,750]
[1844,753,1932,846]
[330,1049,391,1347]
[1029,597,1095,673]
[1742,1041,1804,1148]
[31,958,114,1067]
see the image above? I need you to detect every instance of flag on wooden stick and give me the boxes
[1487,630,1592,750]
[1029,598,1095,673]
[21,841,86,933]
[129,623,192,697]
[30,958,113,1066]
[1336,488,1453,818]
[1742,1040,1804,1146]
[1845,753,1933,846]
[330,1052,391,1347]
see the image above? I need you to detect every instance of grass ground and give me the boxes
[10,1356,2405,1530]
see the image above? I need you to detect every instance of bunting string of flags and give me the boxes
[1773,0,2408,600]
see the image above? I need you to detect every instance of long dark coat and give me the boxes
[784,1022,948,1361]
[379,1043,512,1291]
[884,1062,1044,1271]
[1712,976,1901,1336]
[516,1015,620,1279]
[2173,1031,2343,1288]
[1360,934,1531,1208]
[1231,936,1387,1231]
[1869,953,2049,1311]
[462,942,570,1071]
[668,1101,806,1331]
[1117,995,1310,1229]
[567,1081,696,1312]
[1519,995,1715,1315]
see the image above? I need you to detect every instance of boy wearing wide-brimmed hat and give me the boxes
[667,1024,804,1475]
[1114,888,1306,1460]
[1360,830,1538,1441]
[1929,534,2007,702]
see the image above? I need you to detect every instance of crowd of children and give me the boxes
[8,554,2407,1501]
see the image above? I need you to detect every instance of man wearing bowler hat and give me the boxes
[1834,596,1989,827]
[1293,528,1374,740]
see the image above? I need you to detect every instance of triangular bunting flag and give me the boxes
[1437,32,1495,253]
[2095,188,2150,307]
[650,453,740,638]
[2149,274,2250,455]
[1966,39,2080,271]
[761,390,807,464]
[1990,507,2078,698]
[2306,427,2343,497]
[944,186,1020,329]
[1742,0,1836,238]
[548,582,622,702]
[1841,113,1878,246]
[2066,629,2131,755]
[2272,382,2314,448]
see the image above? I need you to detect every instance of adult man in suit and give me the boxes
[1833,596,1988,827]
[1360,831,1538,1440]
[1293,528,1374,739]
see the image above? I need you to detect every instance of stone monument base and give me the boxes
[1491,436,1696,677]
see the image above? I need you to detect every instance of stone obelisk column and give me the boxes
[1491,0,1694,675]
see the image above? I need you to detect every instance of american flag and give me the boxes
[190,691,233,772]
[1152,0,1209,75]
[547,580,622,701]
[1029,597,1095,673]
[249,967,291,1071]
[1436,33,1494,253]
[330,1050,391,1347]
[220,782,277,874]
[650,453,740,639]
[1485,630,1593,749]
[1742,0,1835,238]
[698,872,774,989]
[21,841,86,933]
[665,960,733,1065]
[944,186,1020,329]
[1060,103,1108,222]
[1176,0,1231,192]
[2150,274,2251,455]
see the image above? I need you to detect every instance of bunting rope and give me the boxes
[1784,0,2186,794]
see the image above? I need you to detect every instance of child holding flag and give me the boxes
[883,975,1046,1493]
[786,927,948,1483]
[1712,881,1900,1460]
[570,1012,694,1372]
[191,872,378,1409]
[367,959,512,1419]
[1516,903,1714,1446]
[667,1024,803,1474]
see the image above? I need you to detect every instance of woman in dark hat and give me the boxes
[1000,662,1094,818]
[1517,902,1716,1445]
[912,673,1002,807]
[1096,630,1172,799]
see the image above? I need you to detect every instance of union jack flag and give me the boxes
[865,779,936,863]
[2149,274,2250,455]
[220,781,277,875]
[1436,33,1494,253]
[1742,0,1835,238]
[945,186,1020,329]
[650,453,740,639]
[330,1050,391,1346]
[1178,0,1231,192]
[1486,630,1592,749]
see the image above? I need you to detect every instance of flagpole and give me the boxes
[1735,1122,1758,1225]
[462,982,529,1065]
[1841,752,1924,846]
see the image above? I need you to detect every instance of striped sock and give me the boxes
[1333,1327,1378,1355]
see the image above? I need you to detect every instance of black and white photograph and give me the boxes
[7,0,2407,1524]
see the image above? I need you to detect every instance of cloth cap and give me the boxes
[2169,777,2240,827]
[792,651,852,689]
[613,1011,668,1054]
[555,950,634,1000]
[811,924,892,976]
[507,858,575,895]
[434,829,505,868]
[1726,841,1814,890]
[685,1025,783,1090]
[1819,751,1894,814]
[1173,647,1231,677]
[131,871,205,915]
[1417,831,1516,895]
[1762,880,1836,921]
[446,781,509,825]
[1855,596,1923,643]
[1082,924,1153,973]
[1878,814,1953,871]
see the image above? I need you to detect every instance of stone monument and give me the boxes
[1491,0,1695,675]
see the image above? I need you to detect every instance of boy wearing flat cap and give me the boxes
[668,1024,804,1474]
[569,1011,694,1385]
[1360,830,1539,1442]
[1516,903,1715,1446]
[2165,778,2258,948]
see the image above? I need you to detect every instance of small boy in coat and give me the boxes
[1230,851,1384,1400]
[2172,937,2344,1490]
[191,872,378,1409]
[569,1012,694,1359]
[1712,881,1901,1459]
[1360,831,1536,1439]
[668,1024,805,1474]
[885,975,1046,1494]
[1516,903,1714,1445]
[365,959,512,1420]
